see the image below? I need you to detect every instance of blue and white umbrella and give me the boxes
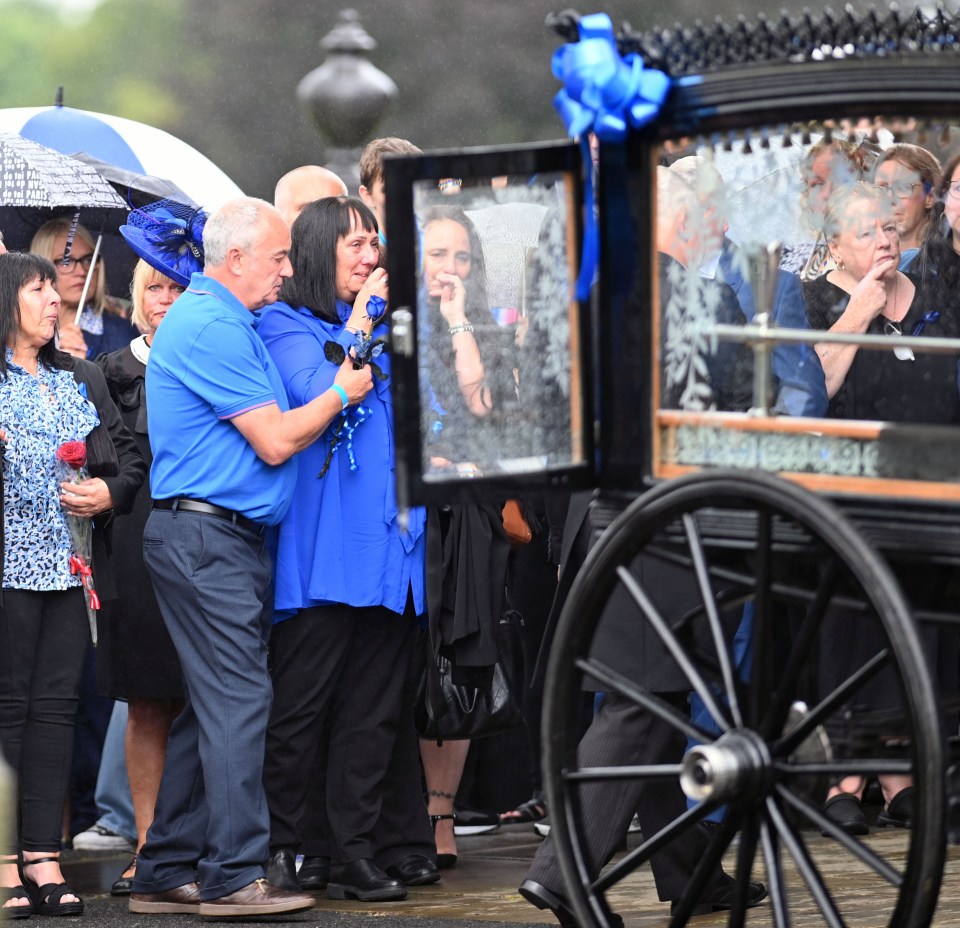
[0,103,243,211]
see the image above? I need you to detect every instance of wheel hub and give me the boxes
[680,727,772,803]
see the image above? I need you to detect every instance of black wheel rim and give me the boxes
[543,470,945,928]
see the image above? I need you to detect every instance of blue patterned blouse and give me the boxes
[0,348,100,590]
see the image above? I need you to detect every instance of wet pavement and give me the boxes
[21,824,960,927]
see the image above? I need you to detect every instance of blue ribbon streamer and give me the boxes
[551,12,670,300]
[911,311,940,336]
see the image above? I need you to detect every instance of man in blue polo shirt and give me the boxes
[129,197,373,918]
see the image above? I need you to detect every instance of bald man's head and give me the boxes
[274,165,349,227]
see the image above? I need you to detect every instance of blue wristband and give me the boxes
[330,383,349,410]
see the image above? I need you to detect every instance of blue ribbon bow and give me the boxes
[552,13,670,299]
[552,13,670,142]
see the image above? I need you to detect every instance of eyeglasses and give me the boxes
[876,181,925,200]
[947,181,960,200]
[883,319,916,362]
[57,254,95,272]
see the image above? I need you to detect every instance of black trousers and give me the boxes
[0,587,88,852]
[526,690,723,902]
[264,601,433,867]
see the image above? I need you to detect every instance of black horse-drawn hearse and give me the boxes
[384,7,960,926]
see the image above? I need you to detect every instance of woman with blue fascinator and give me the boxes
[93,199,206,897]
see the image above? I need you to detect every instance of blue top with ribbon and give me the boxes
[552,12,671,299]
[257,300,426,621]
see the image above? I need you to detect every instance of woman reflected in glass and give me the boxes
[872,143,941,270]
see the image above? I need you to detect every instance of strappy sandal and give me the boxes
[1,884,34,920]
[22,856,84,917]
[111,855,137,896]
[430,814,457,869]
[499,796,547,825]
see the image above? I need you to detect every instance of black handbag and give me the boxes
[416,609,525,743]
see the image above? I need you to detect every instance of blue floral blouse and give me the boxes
[0,348,100,590]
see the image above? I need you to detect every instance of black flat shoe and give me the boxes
[670,873,767,916]
[1,884,34,919]
[327,859,407,902]
[430,813,457,869]
[297,856,329,891]
[265,848,300,893]
[519,878,623,928]
[22,857,83,917]
[110,856,137,896]
[822,792,869,836]
[384,854,441,886]
[877,786,914,828]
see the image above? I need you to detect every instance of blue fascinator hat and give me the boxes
[120,199,208,287]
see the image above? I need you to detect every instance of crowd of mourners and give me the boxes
[2,124,960,925]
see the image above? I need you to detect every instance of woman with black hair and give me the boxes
[0,252,145,918]
[258,196,435,902]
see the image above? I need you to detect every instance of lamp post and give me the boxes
[296,9,398,193]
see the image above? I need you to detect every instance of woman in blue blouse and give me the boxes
[0,252,145,918]
[259,197,433,901]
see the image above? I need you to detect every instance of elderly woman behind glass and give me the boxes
[30,218,137,360]
[803,183,960,836]
[0,252,145,917]
[872,143,941,269]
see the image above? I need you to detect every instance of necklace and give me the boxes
[879,272,904,323]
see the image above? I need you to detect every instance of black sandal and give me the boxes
[111,855,137,896]
[1,884,34,920]
[22,856,84,917]
[430,814,457,869]
[500,796,547,825]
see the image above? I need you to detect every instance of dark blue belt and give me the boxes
[153,498,264,535]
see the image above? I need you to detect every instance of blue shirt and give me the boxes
[0,350,100,590]
[258,301,426,618]
[146,272,297,525]
[78,306,139,360]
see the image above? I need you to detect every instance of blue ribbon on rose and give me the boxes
[552,13,671,299]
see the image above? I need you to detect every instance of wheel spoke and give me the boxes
[575,657,717,743]
[747,508,772,729]
[727,810,761,928]
[774,759,913,778]
[563,764,683,782]
[767,796,846,928]
[682,513,743,727]
[616,565,733,732]
[759,818,791,928]
[774,649,891,756]
[760,562,839,739]
[774,784,902,885]
[593,801,718,895]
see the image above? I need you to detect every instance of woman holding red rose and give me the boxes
[0,252,145,918]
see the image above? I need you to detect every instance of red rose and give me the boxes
[56,440,87,471]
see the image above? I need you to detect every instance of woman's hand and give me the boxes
[346,268,389,332]
[59,477,114,518]
[434,272,468,326]
[844,263,890,327]
[333,354,374,406]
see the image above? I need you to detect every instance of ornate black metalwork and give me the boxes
[549,6,960,77]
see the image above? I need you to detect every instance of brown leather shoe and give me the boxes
[198,878,314,917]
[129,881,202,914]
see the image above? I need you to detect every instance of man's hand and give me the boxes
[60,477,114,518]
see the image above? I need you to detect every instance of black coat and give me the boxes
[63,353,147,602]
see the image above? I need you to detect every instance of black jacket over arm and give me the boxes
[65,353,147,600]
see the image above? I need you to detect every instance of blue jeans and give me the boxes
[132,510,273,900]
[92,700,136,841]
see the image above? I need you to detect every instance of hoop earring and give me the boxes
[834,255,845,271]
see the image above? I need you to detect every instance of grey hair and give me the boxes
[822,182,891,242]
[202,197,276,267]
